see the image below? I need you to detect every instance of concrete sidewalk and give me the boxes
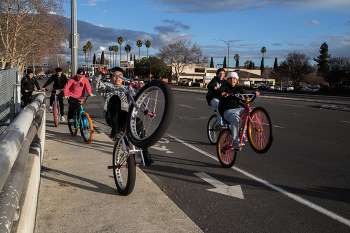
[35,111,202,232]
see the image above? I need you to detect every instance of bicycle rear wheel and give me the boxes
[68,113,78,136]
[207,114,220,144]
[112,138,136,196]
[53,102,59,127]
[80,112,93,144]
[126,80,174,148]
[217,129,237,168]
[248,107,273,154]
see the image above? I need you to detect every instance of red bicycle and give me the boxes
[217,94,273,168]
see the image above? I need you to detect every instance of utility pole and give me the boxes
[71,0,78,77]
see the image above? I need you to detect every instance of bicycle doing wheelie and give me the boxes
[66,95,96,144]
[217,94,273,168]
[107,71,174,196]
[45,89,63,127]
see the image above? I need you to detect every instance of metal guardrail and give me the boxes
[0,93,46,233]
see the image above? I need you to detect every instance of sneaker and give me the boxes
[142,150,155,166]
[69,119,74,123]
[48,106,52,112]
[109,132,120,140]
[233,145,242,151]
[60,116,65,122]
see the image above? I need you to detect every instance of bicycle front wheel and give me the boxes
[126,80,174,148]
[217,129,237,168]
[53,102,59,127]
[112,138,136,196]
[68,113,78,136]
[80,112,93,144]
[248,107,273,154]
[207,114,220,144]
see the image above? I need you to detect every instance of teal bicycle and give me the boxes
[65,95,96,144]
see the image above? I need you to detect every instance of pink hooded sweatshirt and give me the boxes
[63,75,92,101]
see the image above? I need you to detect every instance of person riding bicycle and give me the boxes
[21,69,41,108]
[92,66,154,166]
[206,68,226,125]
[41,68,68,122]
[63,68,93,123]
[218,72,260,150]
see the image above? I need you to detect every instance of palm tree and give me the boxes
[83,45,88,72]
[136,40,142,59]
[113,45,118,67]
[234,54,240,68]
[125,44,131,62]
[118,36,124,61]
[109,46,113,68]
[87,41,93,73]
[145,40,151,57]
[261,47,266,59]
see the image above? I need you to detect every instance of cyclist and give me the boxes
[218,72,260,150]
[206,68,226,126]
[92,66,154,166]
[21,70,41,107]
[63,68,93,123]
[41,68,68,122]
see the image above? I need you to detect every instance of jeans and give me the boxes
[223,108,245,146]
[210,98,222,124]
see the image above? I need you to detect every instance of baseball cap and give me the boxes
[76,68,85,78]
[226,72,239,80]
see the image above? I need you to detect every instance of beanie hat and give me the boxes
[56,68,62,73]
[27,70,33,74]
[76,68,85,78]
[226,72,239,80]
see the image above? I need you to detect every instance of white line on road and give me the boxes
[342,121,350,124]
[167,134,350,227]
[179,104,196,108]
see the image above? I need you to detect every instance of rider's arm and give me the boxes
[42,76,54,89]
[207,78,217,91]
[91,71,108,96]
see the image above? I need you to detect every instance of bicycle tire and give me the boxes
[68,112,78,136]
[217,129,237,168]
[125,80,174,148]
[248,107,273,154]
[207,114,220,145]
[80,112,93,144]
[112,138,136,196]
[53,102,59,127]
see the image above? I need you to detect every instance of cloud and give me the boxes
[81,0,107,7]
[303,18,320,26]
[143,0,350,13]
[154,20,190,33]
[284,41,304,46]
[272,43,282,46]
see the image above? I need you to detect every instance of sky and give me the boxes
[62,0,350,69]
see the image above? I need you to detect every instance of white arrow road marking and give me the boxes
[167,134,350,227]
[150,145,174,153]
[194,172,244,199]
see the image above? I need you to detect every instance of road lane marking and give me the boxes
[342,121,350,124]
[167,134,350,227]
[179,104,196,108]
[194,172,244,199]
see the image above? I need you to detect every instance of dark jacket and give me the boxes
[21,75,40,93]
[218,83,245,117]
[42,74,68,90]
[205,76,226,105]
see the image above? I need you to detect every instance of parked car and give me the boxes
[258,85,268,91]
[274,85,281,90]
[282,84,294,91]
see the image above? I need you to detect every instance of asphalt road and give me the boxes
[38,79,350,232]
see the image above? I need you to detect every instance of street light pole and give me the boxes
[214,39,230,74]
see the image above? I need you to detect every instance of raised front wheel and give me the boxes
[248,107,273,154]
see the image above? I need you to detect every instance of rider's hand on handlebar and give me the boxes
[255,91,260,96]
[89,94,94,97]
[221,92,229,98]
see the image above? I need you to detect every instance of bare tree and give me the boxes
[0,0,68,73]
[274,52,314,86]
[157,39,208,82]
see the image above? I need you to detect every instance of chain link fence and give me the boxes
[0,67,21,134]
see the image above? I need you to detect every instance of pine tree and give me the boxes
[314,42,331,77]
[260,57,265,74]
[101,51,105,65]
[223,56,227,68]
[210,57,214,68]
[274,57,278,69]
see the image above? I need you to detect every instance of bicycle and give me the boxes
[66,95,96,144]
[217,94,273,168]
[207,110,227,144]
[107,71,174,196]
[45,89,63,127]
